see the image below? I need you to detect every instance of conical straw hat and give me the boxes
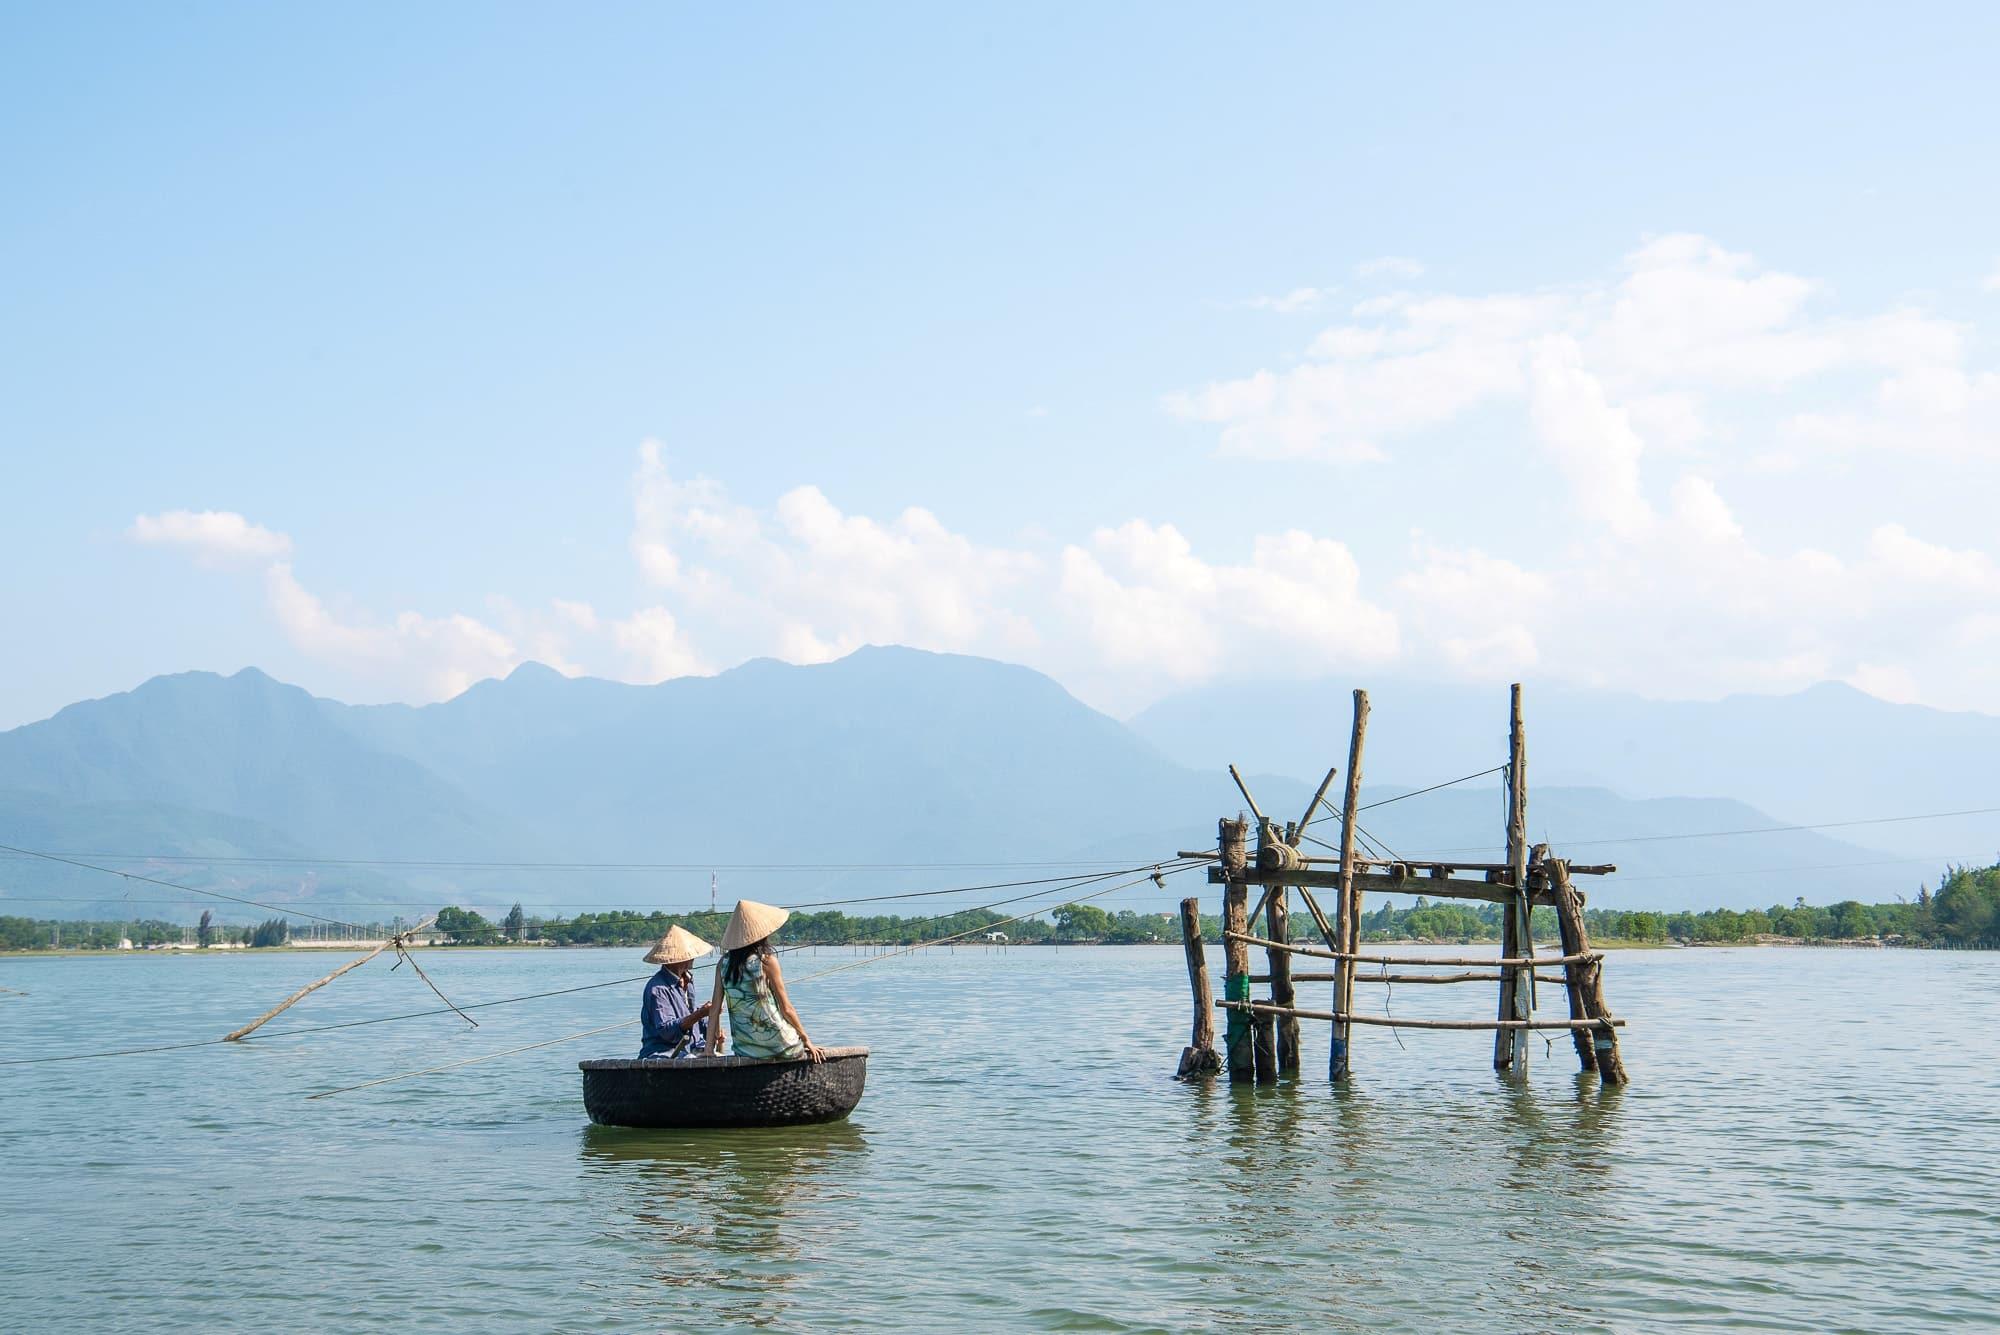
[643,924,713,965]
[721,899,790,951]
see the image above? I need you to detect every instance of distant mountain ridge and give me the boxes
[1130,677,2000,862]
[0,647,1966,920]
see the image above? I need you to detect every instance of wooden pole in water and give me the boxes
[1549,859,1597,1072]
[1176,897,1221,1079]
[1331,689,1369,1081]
[223,917,435,1042]
[1259,819,1300,1074]
[1222,880,1254,1083]
[1252,1010,1278,1084]
[1496,685,1532,1073]
[1583,955,1629,1084]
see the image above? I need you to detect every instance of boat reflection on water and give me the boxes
[579,1120,869,1319]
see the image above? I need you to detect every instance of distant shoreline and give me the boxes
[2,936,1971,960]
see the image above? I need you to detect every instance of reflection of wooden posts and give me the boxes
[1496,684,1532,1074]
[1176,897,1221,1080]
[1331,689,1369,1081]
[1222,881,1253,1083]
[1260,819,1299,1074]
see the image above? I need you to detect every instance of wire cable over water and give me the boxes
[302,862,1202,1101]
[0,860,1205,1067]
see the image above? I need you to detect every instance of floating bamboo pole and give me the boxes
[223,917,435,1042]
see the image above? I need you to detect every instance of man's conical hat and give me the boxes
[642,924,713,965]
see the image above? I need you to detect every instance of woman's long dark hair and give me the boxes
[724,935,774,984]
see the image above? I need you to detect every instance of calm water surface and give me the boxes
[2,944,1997,1331]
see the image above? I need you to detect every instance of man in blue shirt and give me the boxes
[637,925,715,1059]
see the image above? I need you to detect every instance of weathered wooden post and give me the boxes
[1223,874,1254,1084]
[1495,684,1533,1074]
[1549,857,1628,1084]
[1251,1010,1278,1084]
[1176,896,1221,1079]
[1259,818,1300,1074]
[1548,857,1596,1072]
[1331,689,1369,1081]
[1583,956,1628,1084]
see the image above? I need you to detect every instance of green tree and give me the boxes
[1827,900,1875,938]
[196,909,214,949]
[435,906,500,945]
[1053,903,1112,940]
[503,903,526,943]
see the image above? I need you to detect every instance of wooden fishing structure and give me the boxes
[1173,684,1628,1085]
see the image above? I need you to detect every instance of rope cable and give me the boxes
[0,843,370,931]
[0,860,1204,1066]
[302,863,1198,1100]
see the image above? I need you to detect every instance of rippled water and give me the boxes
[2,944,1996,1331]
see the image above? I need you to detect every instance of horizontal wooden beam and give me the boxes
[1206,865,1579,907]
[1220,999,1626,1032]
[1224,930,1598,969]
[1251,971,1570,985]
[1253,970,1491,985]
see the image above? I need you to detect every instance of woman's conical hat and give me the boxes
[721,899,790,951]
[643,924,713,965]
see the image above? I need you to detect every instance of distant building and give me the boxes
[983,931,1009,943]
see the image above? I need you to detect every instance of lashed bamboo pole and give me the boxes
[1332,689,1368,1081]
[1224,931,1596,968]
[1254,970,1567,985]
[224,917,435,1042]
[1223,999,1625,1031]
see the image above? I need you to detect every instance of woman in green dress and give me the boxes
[708,899,823,1063]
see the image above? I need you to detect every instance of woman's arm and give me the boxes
[763,955,823,1062]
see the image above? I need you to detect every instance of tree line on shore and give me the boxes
[7,865,1995,952]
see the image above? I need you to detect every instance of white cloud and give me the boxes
[129,510,292,566]
[1243,286,1334,313]
[264,563,521,701]
[1057,521,1399,689]
[611,607,708,682]
[1170,232,1983,474]
[1983,261,2000,293]
[1526,335,1653,539]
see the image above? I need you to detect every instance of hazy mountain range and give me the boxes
[2,646,1991,923]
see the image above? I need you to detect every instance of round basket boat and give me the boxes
[578,1046,869,1129]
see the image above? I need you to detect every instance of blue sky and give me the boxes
[4,3,1998,726]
